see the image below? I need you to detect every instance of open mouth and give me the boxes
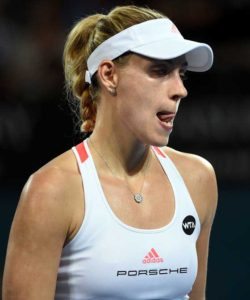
[156,112,175,125]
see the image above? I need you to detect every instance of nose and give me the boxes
[169,70,188,101]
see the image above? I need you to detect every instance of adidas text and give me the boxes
[143,257,164,264]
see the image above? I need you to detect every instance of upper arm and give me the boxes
[186,156,218,299]
[2,169,72,300]
[165,148,218,299]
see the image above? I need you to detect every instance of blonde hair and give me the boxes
[63,5,165,133]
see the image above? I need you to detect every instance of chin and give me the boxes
[147,135,170,148]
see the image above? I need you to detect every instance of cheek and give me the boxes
[116,73,159,124]
[118,78,156,109]
[118,89,155,125]
[118,98,156,138]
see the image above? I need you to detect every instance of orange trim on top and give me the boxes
[75,142,88,163]
[153,146,166,158]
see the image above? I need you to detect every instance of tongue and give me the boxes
[157,113,171,122]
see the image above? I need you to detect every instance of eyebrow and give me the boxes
[150,58,188,69]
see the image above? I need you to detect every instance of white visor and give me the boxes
[85,18,213,84]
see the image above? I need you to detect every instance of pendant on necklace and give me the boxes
[134,193,143,203]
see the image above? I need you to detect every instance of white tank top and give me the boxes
[55,139,200,300]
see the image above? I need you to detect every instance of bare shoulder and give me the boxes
[162,147,218,225]
[3,150,83,299]
[24,149,80,199]
[15,149,82,242]
[21,149,79,206]
[164,147,216,179]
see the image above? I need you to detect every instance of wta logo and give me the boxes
[182,215,196,235]
[143,248,164,264]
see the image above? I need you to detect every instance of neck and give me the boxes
[88,130,153,204]
[89,130,151,177]
[89,95,152,176]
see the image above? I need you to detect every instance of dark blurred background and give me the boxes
[1,0,249,299]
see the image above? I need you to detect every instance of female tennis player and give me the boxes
[3,5,217,300]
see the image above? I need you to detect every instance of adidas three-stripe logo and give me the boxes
[142,248,164,264]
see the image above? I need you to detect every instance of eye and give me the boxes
[150,64,170,77]
[180,70,188,81]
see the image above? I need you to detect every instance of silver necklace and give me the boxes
[88,139,151,204]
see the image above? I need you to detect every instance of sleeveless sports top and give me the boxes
[55,139,200,300]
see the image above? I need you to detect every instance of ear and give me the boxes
[97,60,118,92]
